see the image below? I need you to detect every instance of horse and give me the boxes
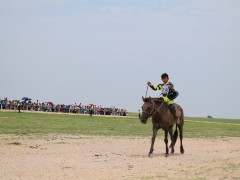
[139,96,184,157]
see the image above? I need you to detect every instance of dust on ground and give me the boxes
[0,135,239,180]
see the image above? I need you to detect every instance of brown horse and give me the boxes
[139,97,184,157]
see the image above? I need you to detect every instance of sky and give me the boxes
[1,0,240,119]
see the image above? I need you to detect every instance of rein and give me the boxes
[145,85,149,98]
[142,100,165,117]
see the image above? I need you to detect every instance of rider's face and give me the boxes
[162,77,169,84]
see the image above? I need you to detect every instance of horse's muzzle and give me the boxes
[141,118,147,124]
[139,110,148,124]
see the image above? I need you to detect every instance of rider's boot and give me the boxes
[169,104,178,118]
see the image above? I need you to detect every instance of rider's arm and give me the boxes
[149,84,162,91]
[167,82,174,90]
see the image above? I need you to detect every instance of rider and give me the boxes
[147,73,179,118]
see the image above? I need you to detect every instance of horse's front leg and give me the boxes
[164,130,169,157]
[149,127,158,157]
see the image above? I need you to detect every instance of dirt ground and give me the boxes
[0,135,239,180]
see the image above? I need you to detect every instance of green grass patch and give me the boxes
[185,116,240,124]
[0,111,239,138]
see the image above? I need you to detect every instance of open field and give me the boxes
[0,111,240,179]
[0,111,240,138]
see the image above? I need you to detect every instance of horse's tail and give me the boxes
[172,124,178,147]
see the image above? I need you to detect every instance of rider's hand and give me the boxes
[147,81,152,86]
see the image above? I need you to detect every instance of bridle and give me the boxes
[142,100,165,118]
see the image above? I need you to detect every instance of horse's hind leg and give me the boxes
[149,127,158,157]
[168,126,175,154]
[164,130,169,157]
[178,125,184,154]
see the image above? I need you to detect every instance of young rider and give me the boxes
[147,73,178,118]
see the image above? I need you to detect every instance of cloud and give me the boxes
[99,6,134,14]
[193,0,240,19]
[0,0,86,6]
[111,6,134,14]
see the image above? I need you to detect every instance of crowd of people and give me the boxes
[0,97,128,116]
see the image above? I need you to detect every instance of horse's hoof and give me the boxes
[171,150,174,154]
[148,153,153,157]
[165,153,168,157]
[180,148,185,154]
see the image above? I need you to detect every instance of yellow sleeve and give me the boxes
[153,84,162,91]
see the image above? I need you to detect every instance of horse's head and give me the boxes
[139,97,165,124]
[139,96,154,124]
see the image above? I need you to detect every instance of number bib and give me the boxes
[162,85,169,96]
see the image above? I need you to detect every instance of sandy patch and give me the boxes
[0,135,239,180]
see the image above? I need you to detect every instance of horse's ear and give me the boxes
[142,96,150,102]
[142,96,146,102]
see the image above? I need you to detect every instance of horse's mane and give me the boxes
[143,97,164,103]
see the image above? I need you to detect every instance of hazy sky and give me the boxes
[1,0,240,118]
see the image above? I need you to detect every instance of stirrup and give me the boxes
[174,110,179,118]
[177,118,180,124]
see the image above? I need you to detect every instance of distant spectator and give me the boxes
[0,96,128,116]
[17,101,22,113]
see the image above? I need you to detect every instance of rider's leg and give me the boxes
[168,101,178,118]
